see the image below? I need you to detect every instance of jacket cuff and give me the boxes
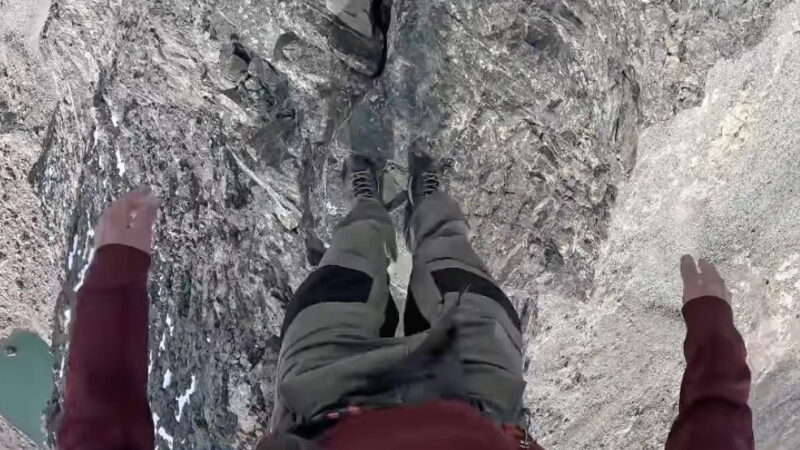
[83,244,151,290]
[682,296,734,336]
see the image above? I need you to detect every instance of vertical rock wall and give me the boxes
[0,0,796,447]
[573,7,800,447]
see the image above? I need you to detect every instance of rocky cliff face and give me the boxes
[0,417,37,450]
[1,0,798,448]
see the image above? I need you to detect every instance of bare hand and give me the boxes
[95,190,160,254]
[680,255,732,304]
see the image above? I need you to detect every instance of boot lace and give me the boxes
[352,171,376,199]
[422,172,441,198]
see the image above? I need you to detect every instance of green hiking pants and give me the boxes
[270,192,525,433]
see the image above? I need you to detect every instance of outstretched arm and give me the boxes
[666,256,753,450]
[58,191,159,450]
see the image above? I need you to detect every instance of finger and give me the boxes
[698,259,721,279]
[680,255,698,281]
[97,193,140,232]
[128,193,159,214]
[120,191,159,226]
[132,197,160,227]
[122,190,156,208]
[104,195,133,227]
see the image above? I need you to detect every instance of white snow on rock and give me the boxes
[175,375,197,422]
[63,308,71,332]
[67,234,79,270]
[115,143,126,176]
[162,369,172,389]
[157,427,174,449]
[73,248,95,292]
[58,350,66,379]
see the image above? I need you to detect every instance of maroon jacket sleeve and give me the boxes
[666,296,753,450]
[58,244,154,450]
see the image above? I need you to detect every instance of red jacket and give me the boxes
[58,245,753,449]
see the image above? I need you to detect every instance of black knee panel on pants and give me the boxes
[405,268,522,334]
[281,265,373,338]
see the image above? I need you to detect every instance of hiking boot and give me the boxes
[407,148,443,206]
[346,153,381,201]
[327,0,389,77]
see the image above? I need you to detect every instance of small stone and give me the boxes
[226,54,249,80]
[243,77,261,92]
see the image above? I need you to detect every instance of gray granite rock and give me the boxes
[576,9,800,447]
[0,416,38,450]
[0,0,797,448]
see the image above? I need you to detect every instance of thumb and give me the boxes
[680,255,698,282]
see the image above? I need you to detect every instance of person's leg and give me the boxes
[405,191,518,329]
[280,197,397,340]
[272,157,399,431]
[405,152,525,425]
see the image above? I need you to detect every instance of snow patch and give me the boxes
[59,350,66,379]
[115,144,126,176]
[60,309,73,375]
[157,427,174,449]
[166,314,174,335]
[175,375,197,422]
[162,369,172,389]
[63,308,72,331]
[72,225,96,291]
[67,235,79,270]
[73,248,96,292]
[159,332,166,351]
